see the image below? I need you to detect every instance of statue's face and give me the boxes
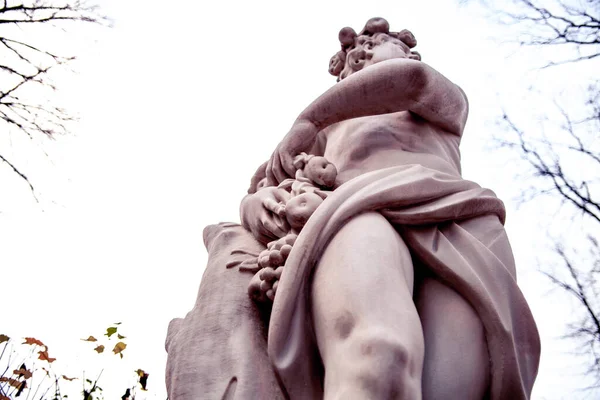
[368,35,412,65]
[341,33,413,79]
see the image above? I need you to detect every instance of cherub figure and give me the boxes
[258,17,539,400]
[168,17,540,400]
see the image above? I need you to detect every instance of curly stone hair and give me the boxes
[329,17,421,81]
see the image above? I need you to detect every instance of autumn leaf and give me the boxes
[22,337,44,347]
[112,341,127,358]
[94,345,105,354]
[1,395,10,400]
[121,388,131,400]
[13,367,32,380]
[81,336,97,342]
[62,375,77,381]
[105,327,118,338]
[0,334,9,344]
[0,376,26,390]
[117,334,126,339]
[38,349,56,363]
[136,369,149,391]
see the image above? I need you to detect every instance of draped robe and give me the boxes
[165,165,540,400]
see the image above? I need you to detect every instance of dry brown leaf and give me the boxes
[38,349,56,363]
[13,368,32,379]
[0,376,26,389]
[22,337,44,347]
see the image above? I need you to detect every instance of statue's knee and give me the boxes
[342,329,421,395]
[356,333,410,368]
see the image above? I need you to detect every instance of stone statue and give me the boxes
[165,17,541,400]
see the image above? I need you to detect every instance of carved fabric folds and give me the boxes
[268,164,541,400]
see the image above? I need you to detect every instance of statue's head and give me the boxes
[329,17,421,81]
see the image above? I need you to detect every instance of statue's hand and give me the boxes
[266,119,320,185]
[240,187,291,244]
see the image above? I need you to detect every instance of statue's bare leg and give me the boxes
[311,212,424,400]
[415,276,490,400]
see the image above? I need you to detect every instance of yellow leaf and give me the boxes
[94,345,105,353]
[81,336,97,342]
[136,369,149,390]
[112,341,127,358]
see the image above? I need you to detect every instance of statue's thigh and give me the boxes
[311,212,424,398]
[415,276,490,400]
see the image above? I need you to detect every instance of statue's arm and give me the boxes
[299,58,468,136]
[266,59,468,183]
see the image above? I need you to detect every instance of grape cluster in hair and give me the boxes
[328,17,420,81]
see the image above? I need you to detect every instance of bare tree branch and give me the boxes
[485,0,600,67]
[542,242,600,377]
[0,0,107,194]
[498,110,600,224]
[479,0,600,384]
[0,152,37,201]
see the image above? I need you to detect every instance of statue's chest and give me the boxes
[324,112,430,160]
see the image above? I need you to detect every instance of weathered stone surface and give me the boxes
[165,223,285,400]
[166,17,541,400]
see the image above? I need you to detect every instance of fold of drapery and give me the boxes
[268,164,540,400]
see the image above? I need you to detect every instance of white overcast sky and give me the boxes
[0,0,597,399]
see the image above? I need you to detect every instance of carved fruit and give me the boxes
[339,27,357,47]
[363,17,389,35]
[304,156,337,188]
[286,193,324,230]
[397,29,417,48]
